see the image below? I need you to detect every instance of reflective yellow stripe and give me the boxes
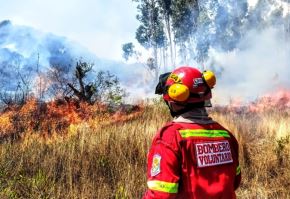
[236,165,241,175]
[147,180,179,193]
[179,129,230,138]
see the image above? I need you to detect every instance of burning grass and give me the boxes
[0,98,142,141]
[0,99,290,198]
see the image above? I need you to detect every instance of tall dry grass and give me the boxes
[0,101,290,198]
[211,109,290,199]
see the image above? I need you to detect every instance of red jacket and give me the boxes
[143,121,241,199]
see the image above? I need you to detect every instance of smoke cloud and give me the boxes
[188,0,290,105]
[0,20,80,90]
[1,0,290,104]
[209,27,290,104]
[0,20,146,98]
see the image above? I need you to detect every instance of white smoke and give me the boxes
[2,0,290,104]
[209,27,290,104]
[126,0,290,103]
[172,0,290,105]
[0,20,148,101]
[202,0,290,105]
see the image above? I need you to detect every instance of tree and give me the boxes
[0,80,30,106]
[194,0,248,63]
[48,63,75,99]
[0,62,32,106]
[129,0,251,66]
[171,0,199,63]
[157,0,175,66]
[93,71,126,105]
[48,60,126,105]
[67,61,95,103]
[122,42,136,61]
[134,0,167,80]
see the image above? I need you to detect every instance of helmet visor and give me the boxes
[155,72,171,95]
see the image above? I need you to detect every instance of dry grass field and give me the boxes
[0,99,290,199]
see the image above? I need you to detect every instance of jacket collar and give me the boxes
[172,108,215,124]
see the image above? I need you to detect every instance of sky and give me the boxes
[0,0,263,62]
[1,0,290,104]
[0,0,139,61]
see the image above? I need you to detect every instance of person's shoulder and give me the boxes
[211,122,232,132]
[213,122,239,142]
[154,122,183,142]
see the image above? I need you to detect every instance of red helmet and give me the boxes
[162,66,216,103]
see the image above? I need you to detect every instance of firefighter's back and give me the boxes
[175,122,240,199]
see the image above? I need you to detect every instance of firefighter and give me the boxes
[143,66,241,199]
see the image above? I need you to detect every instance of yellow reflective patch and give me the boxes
[179,129,230,138]
[147,180,179,193]
[168,73,181,83]
[236,165,241,175]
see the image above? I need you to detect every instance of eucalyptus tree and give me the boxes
[134,0,167,81]
[171,0,199,63]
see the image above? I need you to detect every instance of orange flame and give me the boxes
[249,88,290,112]
[0,97,142,140]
